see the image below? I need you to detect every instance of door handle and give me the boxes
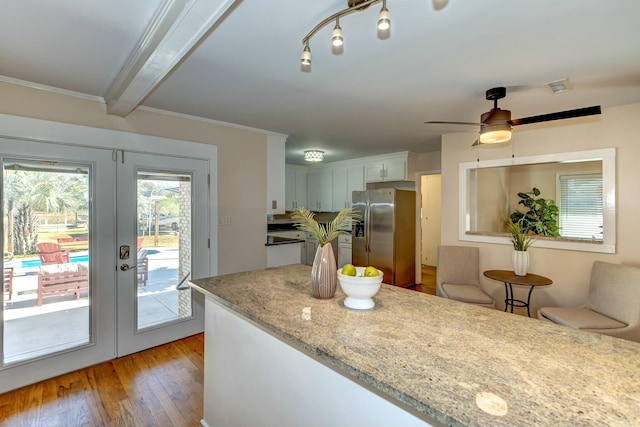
[120,263,137,271]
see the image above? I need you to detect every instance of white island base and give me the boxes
[203,298,440,427]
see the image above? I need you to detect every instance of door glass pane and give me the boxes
[2,160,91,365]
[136,171,192,330]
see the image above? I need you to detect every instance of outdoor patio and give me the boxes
[2,248,183,364]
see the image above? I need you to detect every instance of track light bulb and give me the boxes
[377,6,390,31]
[301,45,311,67]
[331,21,343,47]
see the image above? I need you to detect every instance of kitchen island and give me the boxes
[189,264,640,427]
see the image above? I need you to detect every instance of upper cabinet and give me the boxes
[285,165,307,211]
[286,151,415,212]
[364,152,415,183]
[307,167,333,212]
[333,164,364,209]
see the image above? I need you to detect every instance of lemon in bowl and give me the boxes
[337,266,384,310]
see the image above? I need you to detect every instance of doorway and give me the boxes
[0,137,213,392]
[416,172,441,295]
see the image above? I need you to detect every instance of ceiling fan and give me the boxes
[425,87,601,146]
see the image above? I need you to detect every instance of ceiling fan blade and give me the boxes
[510,105,601,127]
[424,120,481,126]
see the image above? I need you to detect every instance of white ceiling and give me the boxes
[1,0,639,165]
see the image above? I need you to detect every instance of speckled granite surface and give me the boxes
[190,264,640,427]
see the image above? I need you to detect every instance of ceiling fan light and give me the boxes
[479,128,512,144]
[331,22,344,47]
[377,7,391,31]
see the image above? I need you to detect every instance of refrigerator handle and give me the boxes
[365,204,371,252]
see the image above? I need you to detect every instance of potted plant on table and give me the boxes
[506,218,534,276]
[291,206,360,299]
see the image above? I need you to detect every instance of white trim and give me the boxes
[138,106,289,138]
[105,0,240,116]
[0,75,105,103]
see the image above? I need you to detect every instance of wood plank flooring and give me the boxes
[407,265,437,295]
[0,333,204,427]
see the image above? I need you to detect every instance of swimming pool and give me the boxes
[21,255,89,268]
[19,249,159,268]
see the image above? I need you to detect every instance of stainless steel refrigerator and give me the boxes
[352,189,416,287]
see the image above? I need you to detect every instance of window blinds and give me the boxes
[558,173,603,241]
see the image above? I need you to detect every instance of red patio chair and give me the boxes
[36,242,71,265]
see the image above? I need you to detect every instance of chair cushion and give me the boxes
[539,307,628,330]
[442,283,493,305]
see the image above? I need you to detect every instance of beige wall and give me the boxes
[0,81,268,275]
[441,102,640,314]
[416,151,442,172]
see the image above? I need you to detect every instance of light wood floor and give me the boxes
[407,265,437,295]
[0,333,204,427]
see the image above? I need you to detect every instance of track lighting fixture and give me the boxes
[377,0,390,31]
[300,43,311,67]
[301,0,389,71]
[331,18,344,47]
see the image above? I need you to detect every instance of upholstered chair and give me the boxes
[436,245,495,308]
[538,261,640,343]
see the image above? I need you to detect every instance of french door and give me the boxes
[0,140,210,392]
[115,151,209,356]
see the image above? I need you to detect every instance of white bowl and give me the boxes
[337,266,384,310]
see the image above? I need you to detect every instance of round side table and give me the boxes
[483,270,553,317]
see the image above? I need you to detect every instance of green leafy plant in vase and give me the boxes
[506,217,534,276]
[291,207,361,299]
[509,187,560,237]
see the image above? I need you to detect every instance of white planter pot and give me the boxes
[512,250,530,276]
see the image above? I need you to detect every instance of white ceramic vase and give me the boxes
[311,243,337,299]
[512,250,530,276]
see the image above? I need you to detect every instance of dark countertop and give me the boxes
[265,236,305,246]
[189,264,640,427]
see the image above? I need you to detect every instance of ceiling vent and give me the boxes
[545,78,572,94]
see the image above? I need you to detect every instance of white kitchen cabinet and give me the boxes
[285,165,307,211]
[333,164,364,209]
[337,233,352,268]
[364,152,414,183]
[307,167,333,212]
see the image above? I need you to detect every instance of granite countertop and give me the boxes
[265,236,305,246]
[189,264,640,427]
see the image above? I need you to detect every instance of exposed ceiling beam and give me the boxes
[105,0,239,117]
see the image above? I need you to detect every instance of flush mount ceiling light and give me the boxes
[300,0,390,70]
[304,150,325,162]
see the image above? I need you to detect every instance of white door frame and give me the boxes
[0,113,217,392]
